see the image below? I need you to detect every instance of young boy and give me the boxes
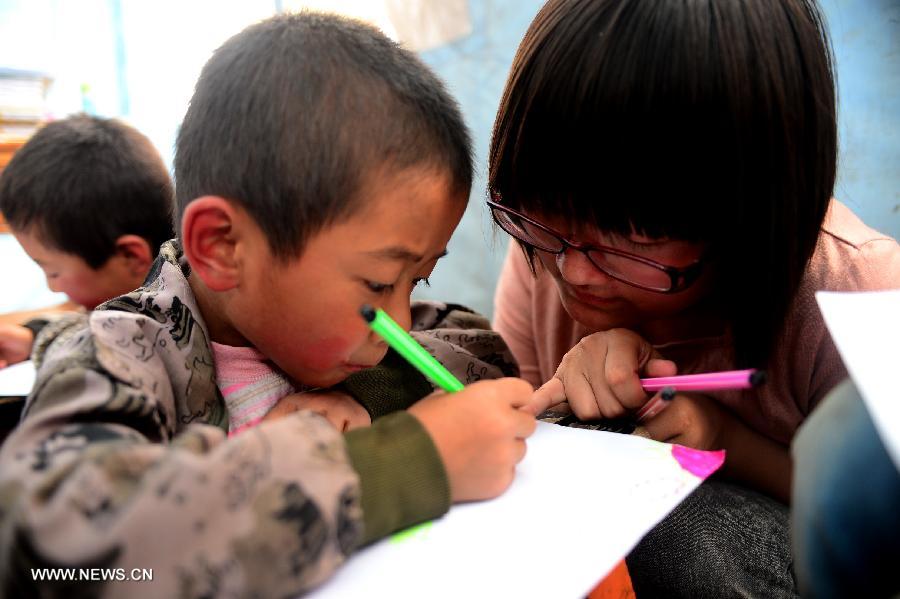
[0,13,534,597]
[0,114,174,367]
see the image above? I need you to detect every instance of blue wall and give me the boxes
[821,0,900,237]
[414,1,546,316]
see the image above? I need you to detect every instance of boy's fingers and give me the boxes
[514,439,527,464]
[525,377,566,416]
[513,410,537,439]
[501,378,540,409]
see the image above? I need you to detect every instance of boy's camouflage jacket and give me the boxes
[0,240,517,598]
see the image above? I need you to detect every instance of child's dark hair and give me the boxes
[489,0,837,368]
[175,12,473,260]
[0,114,175,268]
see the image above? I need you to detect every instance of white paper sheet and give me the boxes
[308,421,724,598]
[0,360,36,397]
[816,289,900,468]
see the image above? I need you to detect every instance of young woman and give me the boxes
[488,0,900,595]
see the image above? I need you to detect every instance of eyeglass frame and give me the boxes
[487,192,704,294]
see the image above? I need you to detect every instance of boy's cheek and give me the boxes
[62,287,97,310]
[297,336,354,371]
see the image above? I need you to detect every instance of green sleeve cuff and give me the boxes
[338,349,433,419]
[344,411,450,545]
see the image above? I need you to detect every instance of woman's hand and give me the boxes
[642,393,735,450]
[524,328,676,419]
[643,393,792,502]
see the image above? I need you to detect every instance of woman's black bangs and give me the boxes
[496,83,738,243]
[491,0,755,244]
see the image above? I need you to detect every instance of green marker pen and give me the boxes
[360,305,465,393]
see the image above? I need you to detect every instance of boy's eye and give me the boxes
[364,280,393,294]
[364,277,430,294]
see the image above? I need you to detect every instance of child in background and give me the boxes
[0,114,174,367]
[488,0,900,596]
[0,13,534,597]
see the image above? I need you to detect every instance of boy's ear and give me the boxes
[180,196,241,292]
[113,235,154,276]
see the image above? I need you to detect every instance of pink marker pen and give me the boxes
[640,369,765,393]
[635,387,676,423]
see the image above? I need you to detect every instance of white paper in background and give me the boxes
[0,234,66,313]
[0,360,36,397]
[284,1,471,53]
[816,290,900,469]
[385,0,472,51]
[308,421,724,599]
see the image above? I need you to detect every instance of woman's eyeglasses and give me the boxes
[487,192,703,293]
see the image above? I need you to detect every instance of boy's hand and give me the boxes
[262,390,371,432]
[524,329,677,419]
[408,378,536,502]
[0,324,34,369]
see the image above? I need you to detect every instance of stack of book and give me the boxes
[0,68,51,229]
[0,68,51,143]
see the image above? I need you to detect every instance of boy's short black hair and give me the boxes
[490,0,837,368]
[0,114,175,268]
[175,12,473,260]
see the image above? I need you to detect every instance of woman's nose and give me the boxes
[556,248,613,287]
